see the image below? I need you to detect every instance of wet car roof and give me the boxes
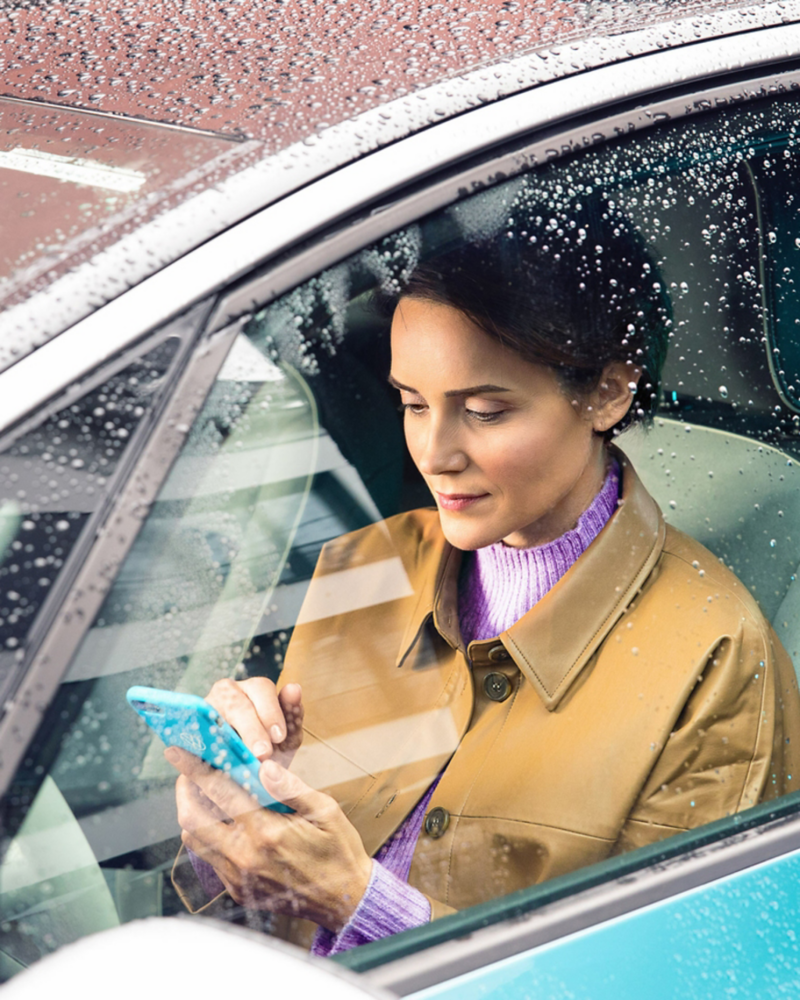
[0,0,794,368]
[0,100,245,305]
[0,0,776,146]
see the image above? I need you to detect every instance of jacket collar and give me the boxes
[395,448,666,711]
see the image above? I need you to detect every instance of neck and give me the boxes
[459,460,620,646]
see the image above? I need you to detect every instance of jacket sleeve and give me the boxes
[614,617,800,854]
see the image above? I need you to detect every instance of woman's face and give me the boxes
[390,297,636,550]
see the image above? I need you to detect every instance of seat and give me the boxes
[619,419,800,670]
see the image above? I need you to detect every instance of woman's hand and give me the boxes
[206,677,304,766]
[169,749,372,932]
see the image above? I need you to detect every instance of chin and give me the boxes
[437,515,501,552]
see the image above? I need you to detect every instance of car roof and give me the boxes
[0,0,765,146]
[0,0,796,369]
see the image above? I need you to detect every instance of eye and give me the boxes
[400,400,428,416]
[465,406,504,424]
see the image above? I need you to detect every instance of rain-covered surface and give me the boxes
[0,338,179,678]
[0,100,249,306]
[0,0,788,145]
[1,0,798,367]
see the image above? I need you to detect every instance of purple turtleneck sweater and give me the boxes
[311,461,620,956]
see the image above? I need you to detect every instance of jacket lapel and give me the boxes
[503,452,665,709]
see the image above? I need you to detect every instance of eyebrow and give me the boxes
[388,376,511,397]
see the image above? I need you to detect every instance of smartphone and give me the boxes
[126,685,293,813]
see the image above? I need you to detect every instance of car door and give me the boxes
[4,20,800,996]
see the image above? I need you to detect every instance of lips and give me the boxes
[436,492,489,512]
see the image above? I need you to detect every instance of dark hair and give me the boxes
[379,195,672,437]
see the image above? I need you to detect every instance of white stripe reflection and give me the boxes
[296,556,414,624]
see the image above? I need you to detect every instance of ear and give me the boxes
[587,360,641,433]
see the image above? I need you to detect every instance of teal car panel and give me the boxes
[411,849,800,1000]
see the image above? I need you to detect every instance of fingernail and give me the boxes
[270,725,283,743]
[253,741,270,758]
[262,760,281,781]
[165,747,180,763]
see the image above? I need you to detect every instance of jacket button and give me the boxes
[424,806,450,839]
[484,672,512,702]
[487,644,510,662]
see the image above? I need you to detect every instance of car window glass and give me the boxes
[751,139,800,411]
[5,91,800,980]
[0,337,181,703]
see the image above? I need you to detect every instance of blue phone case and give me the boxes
[126,685,293,813]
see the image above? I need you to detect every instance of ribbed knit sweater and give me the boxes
[312,461,620,956]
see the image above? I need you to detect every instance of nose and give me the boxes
[415,415,468,478]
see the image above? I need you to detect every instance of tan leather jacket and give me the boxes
[281,451,800,920]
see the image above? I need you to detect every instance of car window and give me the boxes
[5,90,800,980]
[0,336,182,706]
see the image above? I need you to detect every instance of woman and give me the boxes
[168,198,800,953]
